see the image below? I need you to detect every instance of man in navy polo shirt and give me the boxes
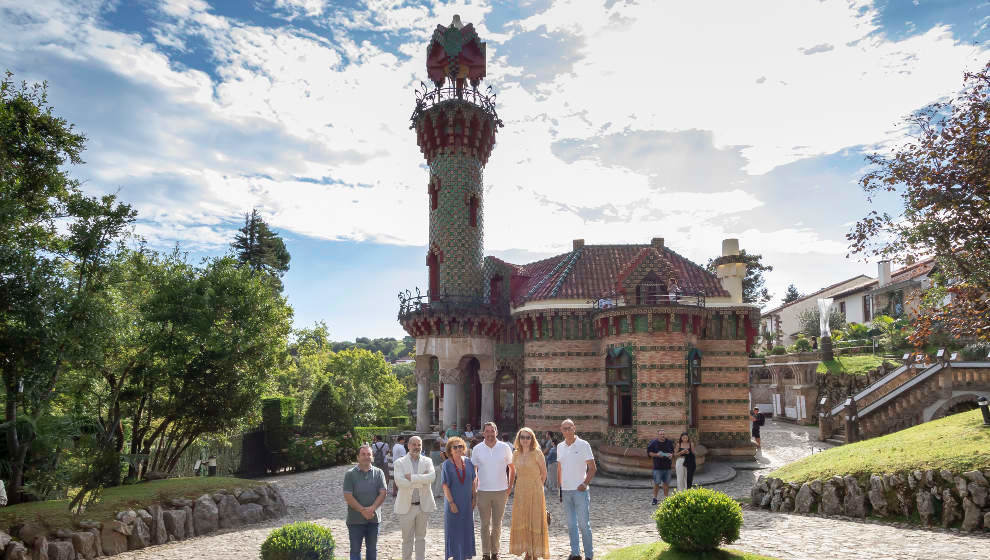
[647,428,674,505]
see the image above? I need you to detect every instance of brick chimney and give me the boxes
[573,239,585,250]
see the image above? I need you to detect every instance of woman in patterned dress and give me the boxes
[508,427,550,559]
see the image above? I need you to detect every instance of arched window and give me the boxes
[605,348,633,427]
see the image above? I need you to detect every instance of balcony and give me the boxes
[397,288,510,322]
[590,288,706,311]
[410,82,503,129]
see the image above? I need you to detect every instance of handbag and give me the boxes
[546,509,551,525]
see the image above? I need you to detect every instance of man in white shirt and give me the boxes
[472,422,515,560]
[557,418,596,560]
[393,436,436,560]
[390,435,407,496]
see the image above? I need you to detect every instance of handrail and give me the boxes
[410,82,504,129]
[829,363,916,416]
[397,288,508,319]
[587,289,706,310]
[856,362,946,418]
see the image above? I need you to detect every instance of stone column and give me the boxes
[415,369,432,432]
[457,377,470,428]
[439,369,461,430]
[479,368,498,426]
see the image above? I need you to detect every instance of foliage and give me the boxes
[601,542,779,560]
[286,434,355,471]
[263,398,297,453]
[260,521,336,560]
[782,284,801,304]
[330,336,414,362]
[771,410,990,483]
[770,346,787,356]
[353,427,400,444]
[390,416,412,429]
[0,73,137,503]
[796,307,846,338]
[275,323,334,412]
[706,250,773,306]
[849,63,990,345]
[816,355,900,376]
[232,209,290,292]
[792,336,811,352]
[960,342,990,361]
[652,488,743,552]
[302,384,352,436]
[870,315,912,354]
[325,348,405,427]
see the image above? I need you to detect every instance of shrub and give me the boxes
[286,434,357,471]
[263,397,297,453]
[260,521,335,560]
[770,346,787,355]
[302,384,352,436]
[961,342,990,361]
[793,335,812,352]
[652,487,742,552]
[354,426,399,444]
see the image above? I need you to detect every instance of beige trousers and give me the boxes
[476,490,508,556]
[398,503,429,560]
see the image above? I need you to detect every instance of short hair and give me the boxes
[408,435,422,445]
[561,418,575,428]
[357,444,373,455]
[483,421,498,433]
[397,435,406,442]
[373,434,382,442]
[445,436,466,455]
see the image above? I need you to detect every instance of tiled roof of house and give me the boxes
[890,257,936,283]
[503,244,729,304]
[763,274,874,316]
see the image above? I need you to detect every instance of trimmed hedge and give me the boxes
[652,487,742,552]
[260,521,335,560]
[287,434,356,471]
[263,397,296,452]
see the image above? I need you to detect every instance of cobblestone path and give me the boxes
[116,420,989,560]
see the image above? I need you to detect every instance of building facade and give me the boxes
[398,17,760,465]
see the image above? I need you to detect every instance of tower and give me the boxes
[412,15,502,300]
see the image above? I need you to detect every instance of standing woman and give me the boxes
[542,431,558,490]
[674,432,696,491]
[509,427,550,560]
[442,437,477,560]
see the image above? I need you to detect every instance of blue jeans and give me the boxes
[562,489,593,559]
[347,523,379,560]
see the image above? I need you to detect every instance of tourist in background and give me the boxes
[674,432,696,491]
[393,436,436,560]
[473,422,514,560]
[508,427,549,559]
[542,431,558,490]
[371,435,390,488]
[442,437,477,560]
[445,423,462,440]
[750,407,764,451]
[390,435,407,496]
[646,428,674,505]
[343,444,387,560]
[557,419,596,560]
[463,423,476,441]
[429,440,446,498]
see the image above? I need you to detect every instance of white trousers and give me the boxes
[398,503,429,560]
[675,457,687,491]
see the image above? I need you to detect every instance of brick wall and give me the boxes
[522,338,603,436]
[696,339,750,441]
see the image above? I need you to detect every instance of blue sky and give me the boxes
[2,0,987,340]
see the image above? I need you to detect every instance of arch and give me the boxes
[927,393,986,422]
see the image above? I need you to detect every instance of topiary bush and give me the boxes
[770,346,787,355]
[302,384,351,436]
[652,487,742,552]
[260,521,335,560]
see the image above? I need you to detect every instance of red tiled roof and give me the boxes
[504,244,729,304]
[890,257,936,283]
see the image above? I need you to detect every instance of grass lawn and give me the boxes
[0,476,264,531]
[603,542,779,560]
[771,409,990,483]
[815,355,900,375]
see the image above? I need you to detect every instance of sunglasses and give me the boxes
[519,435,532,440]
[452,445,465,450]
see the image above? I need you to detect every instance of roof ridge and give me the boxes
[764,274,874,314]
[549,247,584,297]
[524,251,574,299]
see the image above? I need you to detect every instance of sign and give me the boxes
[314,440,323,446]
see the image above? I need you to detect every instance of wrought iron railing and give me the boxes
[410,82,504,128]
[397,287,509,319]
[588,289,706,310]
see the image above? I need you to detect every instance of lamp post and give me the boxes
[977,397,990,427]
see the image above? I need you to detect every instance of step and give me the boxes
[824,438,846,446]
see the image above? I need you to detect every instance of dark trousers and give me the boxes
[348,522,379,560]
[686,463,696,488]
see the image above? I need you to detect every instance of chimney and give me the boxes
[573,239,585,250]
[716,238,744,304]
[878,261,891,287]
[651,237,664,250]
[721,238,740,257]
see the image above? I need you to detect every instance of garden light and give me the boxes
[977,397,990,426]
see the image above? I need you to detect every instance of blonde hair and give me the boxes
[445,436,466,456]
[513,427,538,452]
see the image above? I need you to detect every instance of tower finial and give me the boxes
[450,14,463,29]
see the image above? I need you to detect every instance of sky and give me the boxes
[2,0,987,340]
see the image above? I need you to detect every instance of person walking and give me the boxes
[442,436,477,560]
[542,431,558,490]
[674,432,696,490]
[445,423,462,439]
[472,422,514,560]
[343,445,387,560]
[750,407,764,451]
[646,429,674,505]
[557,419,596,560]
[429,439,446,498]
[508,428,549,560]
[371,435,390,488]
[393,436,436,560]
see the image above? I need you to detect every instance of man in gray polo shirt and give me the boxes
[344,444,387,560]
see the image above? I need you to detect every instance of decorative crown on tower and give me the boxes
[426,15,487,91]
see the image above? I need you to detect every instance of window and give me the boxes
[686,349,702,428]
[468,195,479,227]
[427,252,440,299]
[605,348,633,427]
[839,301,846,315]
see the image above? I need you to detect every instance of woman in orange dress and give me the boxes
[508,427,550,559]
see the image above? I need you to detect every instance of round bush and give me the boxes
[652,488,742,552]
[260,522,335,560]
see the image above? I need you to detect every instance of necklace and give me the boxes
[453,459,466,484]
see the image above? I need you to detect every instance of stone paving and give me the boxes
[115,420,989,560]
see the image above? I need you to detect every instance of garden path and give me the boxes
[114,420,988,560]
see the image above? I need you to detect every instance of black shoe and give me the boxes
[482,555,490,560]
[567,556,582,560]
[651,497,658,506]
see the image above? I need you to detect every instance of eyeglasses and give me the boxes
[519,435,532,440]
[452,445,465,450]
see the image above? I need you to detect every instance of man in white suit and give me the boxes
[392,435,436,560]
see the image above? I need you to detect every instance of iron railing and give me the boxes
[410,82,504,128]
[398,287,509,319]
[589,289,706,310]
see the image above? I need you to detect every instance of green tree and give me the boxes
[232,209,291,291]
[0,74,136,503]
[782,284,801,304]
[275,323,334,408]
[325,348,405,426]
[796,307,846,338]
[706,250,774,306]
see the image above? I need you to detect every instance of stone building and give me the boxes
[398,17,760,465]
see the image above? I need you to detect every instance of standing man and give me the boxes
[371,435,390,488]
[343,445,387,560]
[557,419,596,560]
[445,422,462,439]
[750,407,764,451]
[472,422,514,560]
[393,436,436,560]
[390,435,407,496]
[646,428,674,505]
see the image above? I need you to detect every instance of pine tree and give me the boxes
[782,284,801,303]
[232,209,291,291]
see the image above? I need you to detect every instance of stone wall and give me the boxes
[751,470,990,532]
[0,483,287,559]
